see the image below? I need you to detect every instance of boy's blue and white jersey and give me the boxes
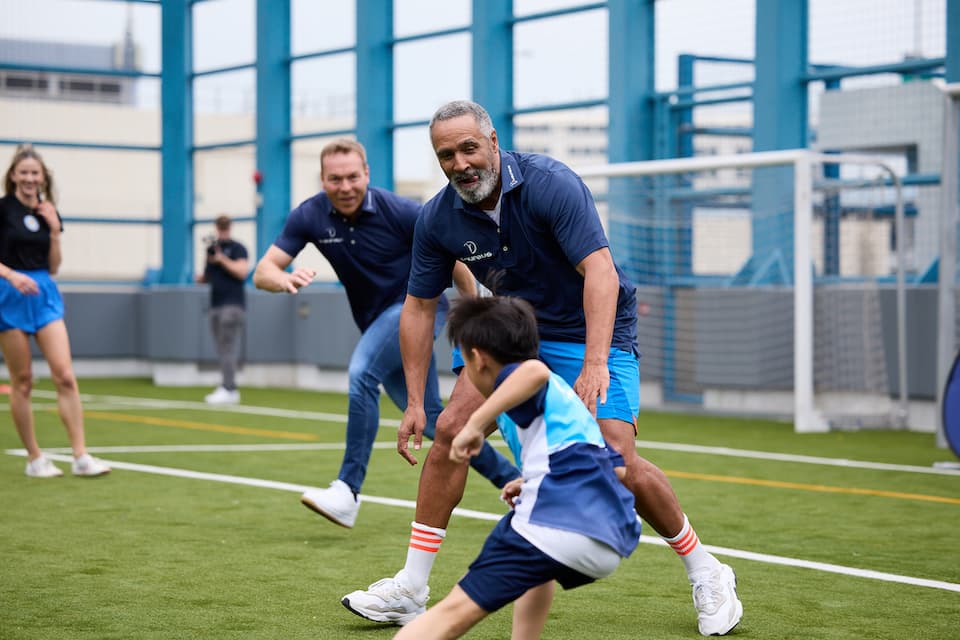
[495,364,640,558]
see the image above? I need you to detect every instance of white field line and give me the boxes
[7,449,959,594]
[10,391,960,476]
[633,440,960,477]
[14,440,960,478]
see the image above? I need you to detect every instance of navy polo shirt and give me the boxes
[275,186,446,332]
[409,150,638,351]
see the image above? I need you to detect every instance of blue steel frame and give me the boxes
[2,1,958,402]
[2,0,955,282]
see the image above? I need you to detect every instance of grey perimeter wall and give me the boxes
[1,284,954,401]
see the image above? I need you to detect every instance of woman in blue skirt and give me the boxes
[0,145,109,478]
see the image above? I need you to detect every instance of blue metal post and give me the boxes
[677,54,695,159]
[255,0,291,260]
[823,79,841,276]
[607,0,655,280]
[749,0,808,284]
[472,0,514,149]
[608,0,654,164]
[356,0,394,190]
[948,0,960,83]
[160,0,193,284]
[673,54,694,278]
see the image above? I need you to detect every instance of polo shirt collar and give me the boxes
[451,150,524,211]
[328,189,376,219]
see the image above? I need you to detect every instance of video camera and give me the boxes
[203,233,219,256]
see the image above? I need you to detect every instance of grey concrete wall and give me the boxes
[1,284,951,401]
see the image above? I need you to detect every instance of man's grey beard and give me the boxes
[451,166,499,204]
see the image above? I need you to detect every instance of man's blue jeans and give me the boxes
[338,302,519,493]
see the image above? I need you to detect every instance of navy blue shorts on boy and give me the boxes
[0,269,64,334]
[457,513,595,613]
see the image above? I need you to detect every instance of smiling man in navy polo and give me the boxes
[252,138,519,530]
[342,102,742,637]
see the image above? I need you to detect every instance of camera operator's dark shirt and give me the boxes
[204,239,247,308]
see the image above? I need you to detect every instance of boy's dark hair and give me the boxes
[447,296,539,364]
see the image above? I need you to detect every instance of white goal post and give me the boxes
[576,149,908,433]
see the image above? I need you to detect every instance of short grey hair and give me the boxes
[429,100,495,139]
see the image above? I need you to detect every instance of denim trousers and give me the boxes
[338,302,519,493]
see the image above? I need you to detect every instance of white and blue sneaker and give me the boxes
[691,563,743,636]
[341,570,428,625]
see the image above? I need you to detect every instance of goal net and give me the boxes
[577,150,909,432]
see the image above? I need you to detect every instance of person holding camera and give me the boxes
[196,214,249,405]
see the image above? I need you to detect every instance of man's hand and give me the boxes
[279,267,317,294]
[397,405,428,465]
[573,360,609,417]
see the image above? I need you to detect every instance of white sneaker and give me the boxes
[72,454,111,477]
[205,386,240,405]
[341,570,429,625]
[25,455,64,478]
[691,563,743,636]
[300,479,359,528]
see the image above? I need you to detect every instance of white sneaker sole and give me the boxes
[74,468,111,478]
[300,495,355,528]
[340,595,421,626]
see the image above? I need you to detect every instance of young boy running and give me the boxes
[391,296,641,640]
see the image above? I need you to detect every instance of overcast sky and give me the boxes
[1,0,947,115]
[0,0,947,184]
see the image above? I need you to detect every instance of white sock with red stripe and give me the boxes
[401,521,446,593]
[663,514,721,579]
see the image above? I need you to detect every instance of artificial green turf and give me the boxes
[1,378,957,639]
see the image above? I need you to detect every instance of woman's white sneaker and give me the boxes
[71,454,111,477]
[25,455,64,478]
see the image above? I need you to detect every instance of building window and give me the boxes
[63,79,96,92]
[5,75,35,89]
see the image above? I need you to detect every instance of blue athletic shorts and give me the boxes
[458,513,595,613]
[0,269,64,334]
[451,341,639,424]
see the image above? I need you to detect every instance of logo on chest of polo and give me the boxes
[506,164,519,187]
[461,240,494,262]
[317,227,344,244]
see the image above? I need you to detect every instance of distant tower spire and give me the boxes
[122,4,137,69]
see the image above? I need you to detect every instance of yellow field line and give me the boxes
[74,410,956,505]
[665,469,960,505]
[83,410,321,442]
